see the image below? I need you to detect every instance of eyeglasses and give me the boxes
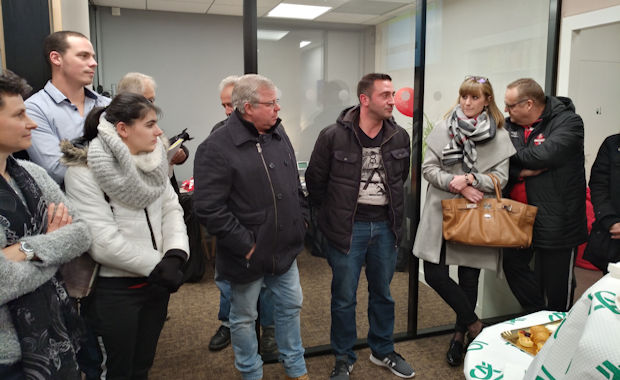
[254,99,280,108]
[465,75,488,84]
[505,98,529,110]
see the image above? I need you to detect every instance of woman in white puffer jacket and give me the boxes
[63,92,189,380]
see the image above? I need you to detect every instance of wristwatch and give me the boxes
[19,241,35,261]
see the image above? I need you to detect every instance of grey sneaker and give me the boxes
[369,351,415,378]
[330,359,353,380]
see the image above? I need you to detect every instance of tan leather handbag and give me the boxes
[441,174,538,248]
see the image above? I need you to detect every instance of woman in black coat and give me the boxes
[585,134,620,272]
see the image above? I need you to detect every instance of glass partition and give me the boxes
[257,0,552,350]
[418,0,550,331]
[257,1,416,349]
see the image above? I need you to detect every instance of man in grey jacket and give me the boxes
[193,74,308,380]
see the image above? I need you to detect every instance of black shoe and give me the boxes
[446,339,464,367]
[208,325,230,351]
[260,326,278,356]
[330,359,353,380]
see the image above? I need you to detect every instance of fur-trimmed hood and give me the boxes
[60,138,89,167]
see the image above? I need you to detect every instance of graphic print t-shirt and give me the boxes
[354,123,388,222]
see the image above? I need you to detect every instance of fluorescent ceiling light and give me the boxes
[299,40,311,48]
[267,3,331,20]
[257,29,290,41]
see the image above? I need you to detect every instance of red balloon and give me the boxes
[395,87,414,117]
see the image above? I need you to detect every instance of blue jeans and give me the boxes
[216,273,275,328]
[229,260,306,380]
[327,221,397,365]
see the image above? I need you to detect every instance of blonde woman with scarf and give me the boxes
[62,92,189,380]
[413,76,515,367]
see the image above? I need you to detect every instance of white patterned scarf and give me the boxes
[87,116,169,209]
[441,105,496,172]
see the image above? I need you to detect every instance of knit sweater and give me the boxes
[62,121,189,278]
[0,160,91,365]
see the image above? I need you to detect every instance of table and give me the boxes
[464,310,566,380]
[464,262,620,380]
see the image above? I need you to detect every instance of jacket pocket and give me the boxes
[333,150,359,163]
[237,209,266,225]
[331,150,359,179]
[384,147,409,178]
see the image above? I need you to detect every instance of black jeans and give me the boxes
[423,243,480,333]
[86,277,170,380]
[503,246,577,312]
[0,362,25,380]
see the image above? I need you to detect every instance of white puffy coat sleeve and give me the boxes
[64,166,161,277]
[159,183,189,257]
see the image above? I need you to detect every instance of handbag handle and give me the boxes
[487,173,502,202]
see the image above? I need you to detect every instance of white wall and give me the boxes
[96,7,244,182]
[567,21,620,179]
[59,0,90,37]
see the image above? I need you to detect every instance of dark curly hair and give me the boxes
[0,70,32,108]
[82,93,161,142]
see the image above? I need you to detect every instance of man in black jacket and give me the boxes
[193,74,309,380]
[502,78,587,312]
[306,73,414,380]
[206,75,278,356]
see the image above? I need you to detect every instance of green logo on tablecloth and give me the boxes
[553,317,569,339]
[470,361,503,379]
[588,291,619,315]
[547,312,566,321]
[468,341,488,351]
[504,317,526,325]
[595,360,620,379]
[535,365,556,379]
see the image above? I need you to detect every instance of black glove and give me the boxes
[148,250,187,293]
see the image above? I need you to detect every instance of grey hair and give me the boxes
[231,74,276,114]
[117,72,156,95]
[218,75,240,93]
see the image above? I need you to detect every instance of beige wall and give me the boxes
[563,0,620,17]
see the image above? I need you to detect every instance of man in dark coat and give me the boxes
[585,134,620,272]
[193,74,309,380]
[502,78,587,312]
[306,73,414,380]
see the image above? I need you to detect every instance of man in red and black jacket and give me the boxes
[502,78,587,312]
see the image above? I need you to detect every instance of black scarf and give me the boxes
[2,157,82,380]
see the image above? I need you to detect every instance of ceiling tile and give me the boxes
[315,11,376,23]
[334,0,405,15]
[147,0,210,13]
[91,0,146,9]
[208,3,243,16]
[212,0,243,4]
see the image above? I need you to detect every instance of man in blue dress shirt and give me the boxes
[26,30,109,184]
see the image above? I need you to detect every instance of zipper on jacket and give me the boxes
[380,129,403,246]
[256,142,278,273]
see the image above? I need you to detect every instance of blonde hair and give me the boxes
[445,77,504,128]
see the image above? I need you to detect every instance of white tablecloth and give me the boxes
[465,262,620,380]
[464,310,566,380]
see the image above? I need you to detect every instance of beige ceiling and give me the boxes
[90,0,415,25]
